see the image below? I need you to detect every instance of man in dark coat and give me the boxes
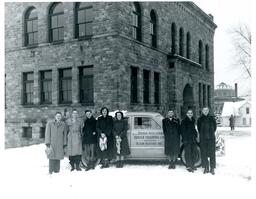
[162,110,180,169]
[197,107,217,175]
[181,109,198,172]
[82,110,97,171]
[96,107,114,168]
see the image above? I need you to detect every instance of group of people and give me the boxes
[163,107,217,174]
[45,107,130,174]
[45,106,217,175]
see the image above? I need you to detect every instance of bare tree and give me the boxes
[230,23,251,78]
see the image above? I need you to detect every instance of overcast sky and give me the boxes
[194,0,252,97]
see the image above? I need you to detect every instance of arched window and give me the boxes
[205,44,209,70]
[150,10,157,48]
[49,3,64,42]
[198,40,203,64]
[179,27,184,56]
[171,23,177,54]
[132,2,142,41]
[186,32,191,59]
[75,2,93,38]
[24,7,38,46]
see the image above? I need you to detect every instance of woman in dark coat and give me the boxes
[82,110,97,171]
[197,107,217,175]
[113,111,130,168]
[162,110,180,169]
[96,107,114,168]
[181,109,198,172]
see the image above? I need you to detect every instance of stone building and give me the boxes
[5,2,217,148]
[214,82,244,115]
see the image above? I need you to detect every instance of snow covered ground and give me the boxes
[1,128,254,199]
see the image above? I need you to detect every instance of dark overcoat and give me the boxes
[180,117,197,144]
[82,117,97,145]
[197,115,217,140]
[162,117,180,156]
[197,114,217,168]
[113,119,130,156]
[96,115,114,159]
[45,120,67,160]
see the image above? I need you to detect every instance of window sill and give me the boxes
[80,102,95,106]
[50,40,64,45]
[25,44,38,49]
[76,35,93,41]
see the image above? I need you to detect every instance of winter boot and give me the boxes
[210,168,215,175]
[76,160,82,171]
[168,161,173,169]
[119,160,123,168]
[116,160,120,168]
[85,162,91,171]
[70,162,75,171]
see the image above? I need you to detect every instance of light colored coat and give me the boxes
[45,120,67,160]
[66,119,83,156]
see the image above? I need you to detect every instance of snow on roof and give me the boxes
[221,100,250,117]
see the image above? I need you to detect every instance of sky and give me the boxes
[194,0,252,97]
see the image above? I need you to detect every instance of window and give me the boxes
[199,40,203,64]
[75,3,93,38]
[154,72,160,104]
[59,68,72,104]
[40,127,45,139]
[24,7,38,46]
[143,70,150,104]
[150,10,157,48]
[171,23,177,54]
[22,127,32,138]
[205,44,209,70]
[131,67,138,103]
[79,66,94,104]
[40,70,52,104]
[49,3,64,42]
[134,117,161,129]
[199,83,202,108]
[243,118,246,125]
[207,85,211,107]
[186,32,191,59]
[203,84,206,107]
[179,28,184,56]
[246,107,250,114]
[23,72,34,105]
[132,2,142,41]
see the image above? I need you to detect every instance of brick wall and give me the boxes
[5,2,216,148]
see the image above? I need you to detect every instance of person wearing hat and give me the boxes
[45,112,67,174]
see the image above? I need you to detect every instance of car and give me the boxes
[81,111,225,168]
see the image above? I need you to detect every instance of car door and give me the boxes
[129,116,165,159]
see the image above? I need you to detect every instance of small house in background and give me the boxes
[221,101,251,127]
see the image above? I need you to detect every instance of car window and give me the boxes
[134,117,161,129]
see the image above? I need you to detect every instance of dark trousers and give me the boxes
[49,159,60,173]
[200,139,216,170]
[184,143,197,168]
[84,144,96,162]
[69,155,81,167]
